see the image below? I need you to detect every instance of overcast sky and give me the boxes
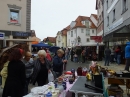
[31,0,97,40]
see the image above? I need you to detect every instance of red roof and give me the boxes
[61,25,70,36]
[72,16,97,29]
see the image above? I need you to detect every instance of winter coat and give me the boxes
[53,56,64,73]
[125,42,130,59]
[2,60,26,97]
[0,61,9,88]
[30,58,52,84]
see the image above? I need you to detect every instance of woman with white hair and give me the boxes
[30,50,52,86]
[53,49,67,78]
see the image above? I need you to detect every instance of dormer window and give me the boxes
[81,21,85,25]
[70,21,76,29]
[85,20,89,28]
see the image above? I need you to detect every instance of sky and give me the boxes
[31,0,97,40]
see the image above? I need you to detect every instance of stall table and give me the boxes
[69,76,103,97]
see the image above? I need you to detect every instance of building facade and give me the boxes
[0,0,31,50]
[96,0,104,36]
[56,25,70,48]
[67,15,101,47]
[103,0,130,47]
[43,37,56,46]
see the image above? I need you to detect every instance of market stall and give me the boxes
[24,61,108,97]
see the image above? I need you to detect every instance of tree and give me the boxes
[48,41,53,46]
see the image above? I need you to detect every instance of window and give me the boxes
[10,10,19,23]
[113,9,116,22]
[86,38,90,42]
[92,30,94,33]
[107,16,109,26]
[106,0,108,9]
[86,29,90,35]
[85,21,89,28]
[75,29,77,34]
[122,0,128,13]
[81,29,84,33]
[71,31,73,37]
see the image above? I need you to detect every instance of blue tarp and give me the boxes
[49,46,60,53]
[32,42,50,48]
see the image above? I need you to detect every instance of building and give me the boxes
[96,0,104,36]
[103,0,130,47]
[43,37,56,46]
[56,25,70,48]
[67,15,101,47]
[0,0,31,50]
[31,30,41,44]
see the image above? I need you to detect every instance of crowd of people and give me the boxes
[0,47,67,97]
[0,43,130,97]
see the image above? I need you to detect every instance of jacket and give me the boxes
[21,58,34,78]
[2,60,26,97]
[0,61,9,88]
[53,56,63,72]
[125,42,130,59]
[30,58,52,84]
[104,48,111,56]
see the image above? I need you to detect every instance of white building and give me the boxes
[56,31,62,47]
[67,15,101,47]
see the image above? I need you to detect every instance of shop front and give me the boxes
[0,30,32,51]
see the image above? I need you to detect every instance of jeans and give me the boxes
[104,55,110,66]
[24,77,31,95]
[65,54,69,60]
[117,55,121,65]
[74,57,78,62]
[77,55,81,62]
[125,59,130,71]
[82,56,85,63]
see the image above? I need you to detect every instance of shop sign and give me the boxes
[12,32,31,37]
[0,33,4,40]
[104,18,123,36]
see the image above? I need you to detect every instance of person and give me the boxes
[110,47,115,63]
[53,49,67,78]
[0,53,9,89]
[70,48,74,62]
[125,42,130,71]
[104,47,111,66]
[2,48,26,97]
[65,48,69,60]
[73,53,78,63]
[76,46,82,63]
[30,50,52,86]
[82,49,86,63]
[45,49,52,62]
[21,51,33,95]
[115,46,121,65]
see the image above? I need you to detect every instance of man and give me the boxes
[125,42,130,71]
[104,47,111,66]
[76,46,82,63]
[22,52,33,95]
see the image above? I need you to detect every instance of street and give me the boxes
[0,60,127,97]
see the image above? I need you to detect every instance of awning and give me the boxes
[103,26,130,42]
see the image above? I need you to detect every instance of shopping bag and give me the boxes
[48,71,54,82]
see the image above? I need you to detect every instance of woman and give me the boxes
[30,50,52,86]
[2,48,26,97]
[115,46,121,65]
[53,49,67,78]
[0,53,9,89]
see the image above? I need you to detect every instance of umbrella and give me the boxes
[32,42,50,48]
[0,44,19,57]
[49,46,60,53]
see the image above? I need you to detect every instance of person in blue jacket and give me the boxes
[53,49,67,78]
[125,42,130,71]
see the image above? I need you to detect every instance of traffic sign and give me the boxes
[0,33,4,40]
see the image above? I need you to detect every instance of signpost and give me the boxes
[0,32,6,47]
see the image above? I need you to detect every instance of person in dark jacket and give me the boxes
[76,46,82,63]
[2,48,26,97]
[30,50,52,86]
[21,51,33,95]
[70,48,74,62]
[115,46,121,65]
[125,42,130,71]
[53,49,67,78]
[104,47,111,66]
